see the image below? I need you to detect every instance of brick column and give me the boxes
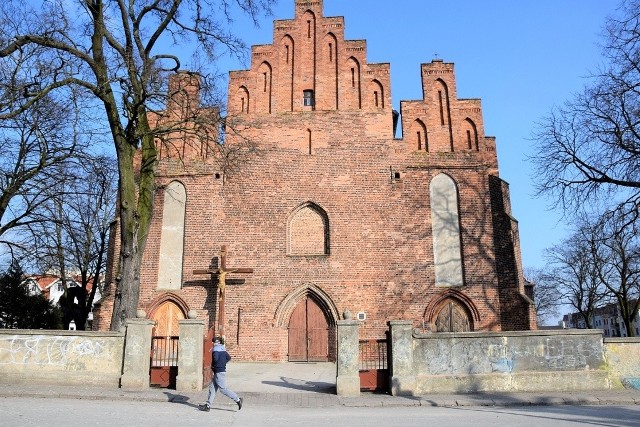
[176,319,205,391]
[336,319,360,396]
[389,320,416,396]
[120,318,155,389]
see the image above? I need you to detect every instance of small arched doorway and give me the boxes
[288,296,330,362]
[434,299,472,332]
[149,299,186,388]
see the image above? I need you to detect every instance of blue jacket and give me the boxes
[211,343,231,373]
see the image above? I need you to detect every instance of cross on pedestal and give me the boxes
[193,245,253,341]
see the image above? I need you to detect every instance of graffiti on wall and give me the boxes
[0,335,107,366]
[415,335,604,376]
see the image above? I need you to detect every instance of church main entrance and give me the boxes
[288,296,329,362]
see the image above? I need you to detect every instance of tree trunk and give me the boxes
[109,113,157,331]
[109,143,143,331]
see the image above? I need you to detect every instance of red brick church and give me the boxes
[95,0,536,361]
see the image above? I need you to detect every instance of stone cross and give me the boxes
[193,245,253,341]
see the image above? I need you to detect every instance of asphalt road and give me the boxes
[1,397,639,427]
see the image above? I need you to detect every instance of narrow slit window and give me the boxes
[241,97,245,113]
[438,91,445,125]
[417,131,422,150]
[308,129,312,155]
[303,90,315,107]
[307,20,311,38]
[467,130,472,149]
[329,43,333,62]
[374,91,379,107]
[286,45,290,64]
[351,68,355,87]
[263,73,268,92]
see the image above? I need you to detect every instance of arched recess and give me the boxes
[256,61,273,114]
[280,35,295,111]
[424,288,479,332]
[436,78,454,151]
[157,180,186,290]
[462,118,479,151]
[274,284,339,362]
[323,32,339,109]
[147,293,190,336]
[300,10,316,110]
[236,86,250,114]
[345,57,361,110]
[409,118,428,151]
[369,79,384,109]
[287,202,330,255]
[302,10,317,41]
[430,173,463,288]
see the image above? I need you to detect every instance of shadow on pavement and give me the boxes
[262,377,336,394]
[164,392,199,408]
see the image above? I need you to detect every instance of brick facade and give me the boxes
[95,0,536,360]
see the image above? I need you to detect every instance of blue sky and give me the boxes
[219,0,618,270]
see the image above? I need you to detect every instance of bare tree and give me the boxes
[531,0,640,224]
[543,226,608,329]
[589,212,640,336]
[0,94,81,257]
[26,155,117,330]
[524,267,561,326]
[0,0,273,330]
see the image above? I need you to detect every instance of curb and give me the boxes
[1,387,639,408]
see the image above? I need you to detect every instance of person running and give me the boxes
[199,337,243,412]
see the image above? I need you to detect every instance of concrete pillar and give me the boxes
[336,319,360,396]
[176,319,205,391]
[389,320,416,396]
[120,318,155,390]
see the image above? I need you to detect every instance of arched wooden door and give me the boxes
[288,296,329,362]
[435,299,472,332]
[150,301,185,388]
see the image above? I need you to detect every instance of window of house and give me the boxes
[57,283,64,292]
[303,90,314,107]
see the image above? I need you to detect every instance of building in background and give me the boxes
[563,302,640,337]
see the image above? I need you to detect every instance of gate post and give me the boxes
[389,320,416,396]
[176,318,205,391]
[336,317,360,396]
[121,318,155,390]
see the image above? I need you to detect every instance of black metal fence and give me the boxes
[359,339,388,370]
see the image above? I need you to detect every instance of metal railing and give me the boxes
[358,339,388,371]
[151,336,179,367]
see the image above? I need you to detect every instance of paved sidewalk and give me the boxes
[1,362,639,409]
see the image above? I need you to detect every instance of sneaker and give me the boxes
[237,397,243,410]
[199,404,210,412]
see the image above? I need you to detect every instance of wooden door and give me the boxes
[152,301,184,336]
[150,301,184,388]
[288,297,329,362]
[435,300,471,332]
